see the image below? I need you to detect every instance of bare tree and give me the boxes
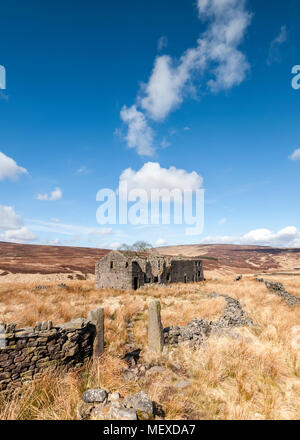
[132,241,152,251]
[118,241,152,252]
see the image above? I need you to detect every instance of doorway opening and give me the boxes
[133,277,139,290]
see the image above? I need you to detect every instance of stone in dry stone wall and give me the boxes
[124,391,154,420]
[257,278,300,306]
[164,293,253,347]
[78,388,155,420]
[209,293,253,329]
[164,319,211,346]
[0,318,96,392]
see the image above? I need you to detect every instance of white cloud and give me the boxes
[218,217,227,225]
[157,36,168,52]
[0,205,36,243]
[107,242,122,250]
[36,187,63,201]
[267,25,287,65]
[200,226,300,248]
[120,0,251,154]
[0,152,28,181]
[155,238,167,246]
[120,105,155,156]
[50,218,60,223]
[140,54,192,121]
[3,227,37,243]
[141,0,251,119]
[119,162,203,197]
[289,148,300,161]
[0,206,23,230]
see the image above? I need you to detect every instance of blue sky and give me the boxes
[0,0,300,249]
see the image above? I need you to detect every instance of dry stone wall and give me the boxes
[0,317,96,392]
[162,293,253,347]
[256,278,300,306]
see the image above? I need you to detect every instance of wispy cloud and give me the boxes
[160,137,171,149]
[76,165,92,175]
[120,0,252,155]
[289,148,300,161]
[90,227,114,236]
[41,238,61,245]
[157,35,168,52]
[27,219,115,238]
[218,217,227,225]
[267,25,287,65]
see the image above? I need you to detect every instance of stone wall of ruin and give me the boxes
[170,259,203,283]
[95,251,204,290]
[95,253,133,290]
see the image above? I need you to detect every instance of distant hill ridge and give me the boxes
[0,242,299,275]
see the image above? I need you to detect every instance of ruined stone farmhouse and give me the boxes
[95,250,204,290]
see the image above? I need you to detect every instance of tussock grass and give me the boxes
[0,276,299,420]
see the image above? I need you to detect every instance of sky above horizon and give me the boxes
[1,0,300,249]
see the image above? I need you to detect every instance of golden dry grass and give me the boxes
[0,275,300,420]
